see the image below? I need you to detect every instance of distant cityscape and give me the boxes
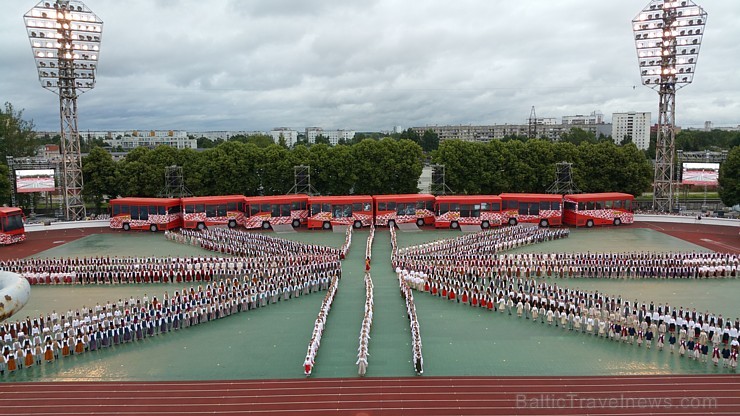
[36,110,740,155]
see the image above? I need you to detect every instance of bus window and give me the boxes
[426,201,434,211]
[271,204,280,217]
[344,204,353,217]
[460,204,471,218]
[227,202,237,212]
[564,201,576,211]
[595,201,604,210]
[577,202,585,211]
[551,201,560,211]
[353,203,363,212]
[250,204,259,216]
[518,203,528,215]
[196,204,205,213]
[322,203,331,213]
[625,200,633,211]
[438,203,449,215]
[387,202,396,210]
[112,205,121,216]
[185,205,194,214]
[281,204,291,217]
[492,202,501,211]
[505,200,518,210]
[168,205,180,214]
[149,206,157,216]
[2,215,24,232]
[396,203,405,214]
[261,204,271,213]
[217,204,227,217]
[140,206,149,220]
[378,202,386,211]
[121,205,130,215]
[480,202,489,211]
[529,203,539,216]
[539,201,550,211]
[157,206,165,215]
[614,200,623,209]
[450,203,459,212]
[586,202,595,210]
[130,205,139,220]
[205,204,217,217]
[363,202,371,211]
[472,204,481,218]
[311,204,320,215]
[301,201,307,210]
[605,200,613,209]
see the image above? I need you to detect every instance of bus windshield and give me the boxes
[2,214,24,232]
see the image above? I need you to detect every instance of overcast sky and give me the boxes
[1,0,738,132]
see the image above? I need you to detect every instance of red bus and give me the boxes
[433,195,502,229]
[109,197,182,232]
[0,207,26,245]
[243,194,309,229]
[307,195,373,230]
[498,193,562,227]
[182,195,247,230]
[563,192,635,227]
[373,194,435,227]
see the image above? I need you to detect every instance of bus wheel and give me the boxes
[481,220,490,229]
[149,224,158,232]
[586,219,594,228]
[450,221,459,229]
[539,219,549,228]
[388,220,396,229]
[613,218,622,226]
[292,219,301,228]
[508,218,518,226]
[262,221,271,230]
[322,221,331,230]
[123,223,131,231]
[353,220,363,229]
[416,218,425,227]
[197,222,206,231]
[228,220,237,229]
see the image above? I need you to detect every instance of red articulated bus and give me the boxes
[373,194,435,228]
[433,195,502,229]
[109,197,182,232]
[243,194,309,229]
[0,207,26,245]
[307,195,373,230]
[498,193,563,227]
[563,192,635,227]
[181,195,247,230]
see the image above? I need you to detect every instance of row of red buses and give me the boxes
[0,207,26,245]
[109,192,634,231]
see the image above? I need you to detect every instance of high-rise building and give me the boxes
[611,112,651,150]
[270,128,299,147]
[305,128,355,146]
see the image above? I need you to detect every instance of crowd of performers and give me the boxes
[392,229,740,371]
[0,231,342,375]
[303,274,340,377]
[341,226,352,259]
[357,272,373,376]
[390,226,424,375]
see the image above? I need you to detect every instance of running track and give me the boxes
[1,375,739,415]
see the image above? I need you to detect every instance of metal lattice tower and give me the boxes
[24,0,104,220]
[633,0,707,212]
[159,165,191,198]
[288,165,318,195]
[528,106,537,139]
[430,164,453,196]
[547,162,580,195]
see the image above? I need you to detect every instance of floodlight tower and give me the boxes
[632,0,706,213]
[23,0,103,220]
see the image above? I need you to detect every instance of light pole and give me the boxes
[632,0,707,213]
[23,0,103,220]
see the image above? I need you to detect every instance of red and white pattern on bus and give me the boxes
[579,209,634,224]
[242,210,309,229]
[435,211,501,226]
[0,233,26,245]
[109,214,181,229]
[183,212,245,227]
[309,211,373,227]
[375,209,435,226]
[499,209,561,223]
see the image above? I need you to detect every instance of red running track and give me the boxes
[634,222,740,254]
[1,375,739,416]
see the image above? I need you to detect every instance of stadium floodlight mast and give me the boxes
[633,0,707,213]
[23,0,103,220]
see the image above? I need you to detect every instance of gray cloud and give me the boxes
[1,0,737,132]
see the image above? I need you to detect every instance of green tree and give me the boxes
[0,163,11,205]
[559,127,596,145]
[718,146,740,206]
[399,128,421,145]
[231,134,274,148]
[314,135,331,146]
[277,133,288,148]
[0,102,38,161]
[421,130,439,152]
[82,147,120,212]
